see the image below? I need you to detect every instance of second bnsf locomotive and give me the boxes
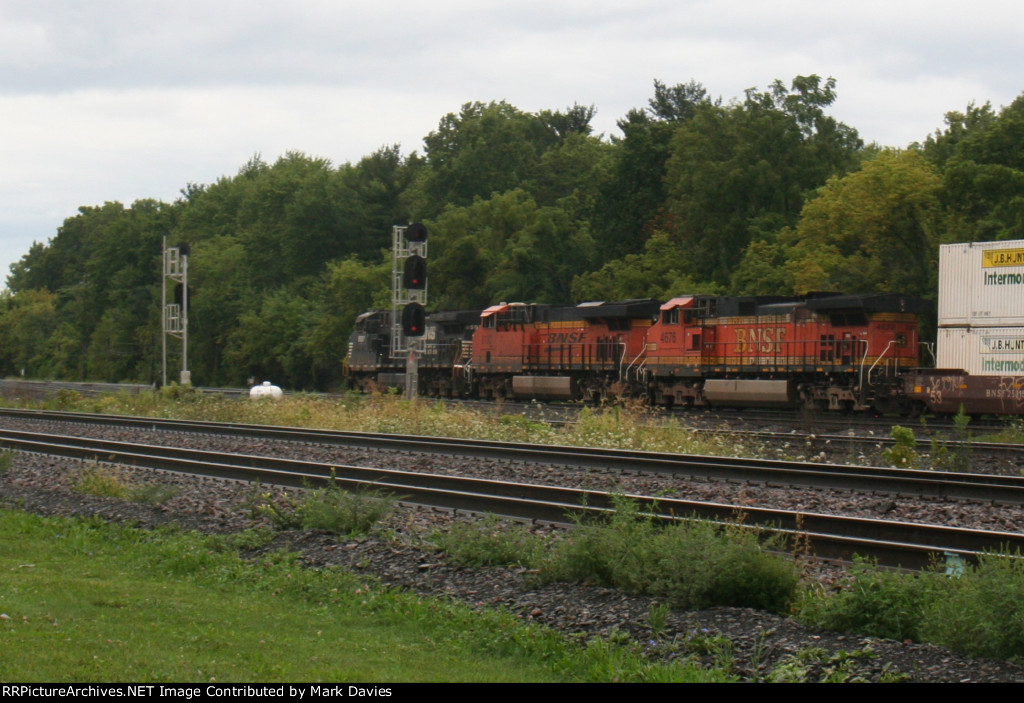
[346,292,930,413]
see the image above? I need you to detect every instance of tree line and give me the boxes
[3,76,1023,390]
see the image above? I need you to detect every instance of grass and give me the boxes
[0,509,732,683]
[73,464,179,505]
[31,388,757,459]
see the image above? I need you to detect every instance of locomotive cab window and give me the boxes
[663,308,680,325]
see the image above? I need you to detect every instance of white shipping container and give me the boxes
[936,326,1024,375]
[939,240,1024,327]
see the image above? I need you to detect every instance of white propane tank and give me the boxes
[249,381,283,400]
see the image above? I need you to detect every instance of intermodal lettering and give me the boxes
[983,271,1024,285]
[982,248,1024,267]
[983,359,1024,372]
[981,336,1024,353]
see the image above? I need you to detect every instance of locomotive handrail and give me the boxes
[625,347,647,383]
[866,339,896,384]
[921,341,936,367]
[856,338,873,407]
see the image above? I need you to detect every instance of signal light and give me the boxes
[403,255,427,290]
[406,222,427,242]
[402,303,426,337]
[173,283,191,307]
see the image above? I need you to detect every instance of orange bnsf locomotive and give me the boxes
[642,293,926,412]
[346,292,930,412]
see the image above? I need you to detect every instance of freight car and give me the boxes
[346,292,931,413]
[903,239,1024,415]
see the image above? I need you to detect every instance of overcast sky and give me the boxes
[2,0,1021,287]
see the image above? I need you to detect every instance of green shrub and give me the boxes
[543,496,660,593]
[0,450,14,474]
[74,465,131,499]
[432,515,549,567]
[648,521,798,613]
[542,498,799,613]
[243,483,303,529]
[74,464,179,505]
[797,557,939,642]
[921,553,1024,660]
[883,425,919,468]
[799,552,1024,661]
[47,388,83,410]
[297,480,395,536]
[245,478,395,536]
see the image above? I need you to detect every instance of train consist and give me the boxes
[346,292,933,413]
[347,237,1024,415]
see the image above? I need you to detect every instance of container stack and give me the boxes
[937,240,1024,375]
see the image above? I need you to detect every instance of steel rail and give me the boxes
[1,428,1022,570]
[2,408,1024,504]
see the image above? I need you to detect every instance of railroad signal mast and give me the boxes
[162,238,191,387]
[391,223,427,399]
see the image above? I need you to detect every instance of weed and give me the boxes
[297,476,395,536]
[0,450,13,474]
[882,425,919,468]
[797,556,939,642]
[683,630,734,670]
[243,482,302,529]
[432,514,548,567]
[543,497,799,613]
[73,464,180,505]
[797,553,1024,661]
[646,602,670,639]
[47,388,83,410]
[75,464,131,499]
[211,528,276,552]
[129,483,180,506]
[924,408,973,472]
[766,646,901,683]
[920,551,1024,660]
[243,475,395,536]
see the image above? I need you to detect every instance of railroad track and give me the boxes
[3,408,1024,505]
[1,421,1022,571]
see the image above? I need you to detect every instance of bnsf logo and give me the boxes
[734,327,787,353]
[546,332,587,344]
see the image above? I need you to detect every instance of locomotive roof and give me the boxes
[428,309,481,325]
[577,298,660,319]
[804,293,933,315]
[660,296,694,310]
[714,295,802,317]
[354,310,387,323]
